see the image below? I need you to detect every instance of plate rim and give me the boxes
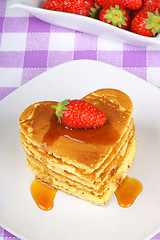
[0,59,160,240]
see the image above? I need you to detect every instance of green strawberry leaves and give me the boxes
[103,5,127,27]
[145,10,160,36]
[51,99,69,123]
[89,3,100,18]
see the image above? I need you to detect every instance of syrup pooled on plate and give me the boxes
[30,176,142,210]
[115,176,143,208]
[30,178,57,211]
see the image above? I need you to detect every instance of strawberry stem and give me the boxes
[51,99,69,123]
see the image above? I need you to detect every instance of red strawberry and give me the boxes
[99,4,131,30]
[139,0,160,10]
[130,9,160,37]
[130,0,160,18]
[94,0,142,10]
[51,99,107,129]
[43,0,95,16]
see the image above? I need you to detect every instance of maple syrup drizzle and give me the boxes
[42,111,120,148]
[30,178,57,211]
[115,176,143,208]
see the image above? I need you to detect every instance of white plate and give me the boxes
[0,60,160,240]
[10,0,160,47]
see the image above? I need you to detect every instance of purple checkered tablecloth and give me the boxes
[0,0,160,239]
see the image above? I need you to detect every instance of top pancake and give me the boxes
[19,89,133,173]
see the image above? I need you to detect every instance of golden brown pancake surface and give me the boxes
[19,89,133,171]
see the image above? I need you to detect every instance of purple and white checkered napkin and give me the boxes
[1,0,160,100]
[0,0,160,239]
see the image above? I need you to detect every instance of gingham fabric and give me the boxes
[0,0,160,239]
[1,0,160,101]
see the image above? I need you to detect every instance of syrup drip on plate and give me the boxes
[30,178,57,211]
[115,176,143,208]
[30,176,142,210]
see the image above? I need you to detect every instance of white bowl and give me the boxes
[11,0,160,47]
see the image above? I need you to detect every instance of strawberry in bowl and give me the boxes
[42,0,160,40]
[130,9,160,37]
[94,0,142,10]
[98,4,131,30]
[43,0,95,16]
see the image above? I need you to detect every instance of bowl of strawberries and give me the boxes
[11,0,160,46]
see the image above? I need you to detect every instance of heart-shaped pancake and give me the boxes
[19,89,136,205]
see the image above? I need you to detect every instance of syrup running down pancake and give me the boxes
[19,89,136,205]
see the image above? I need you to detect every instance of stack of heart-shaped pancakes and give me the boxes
[19,89,136,205]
